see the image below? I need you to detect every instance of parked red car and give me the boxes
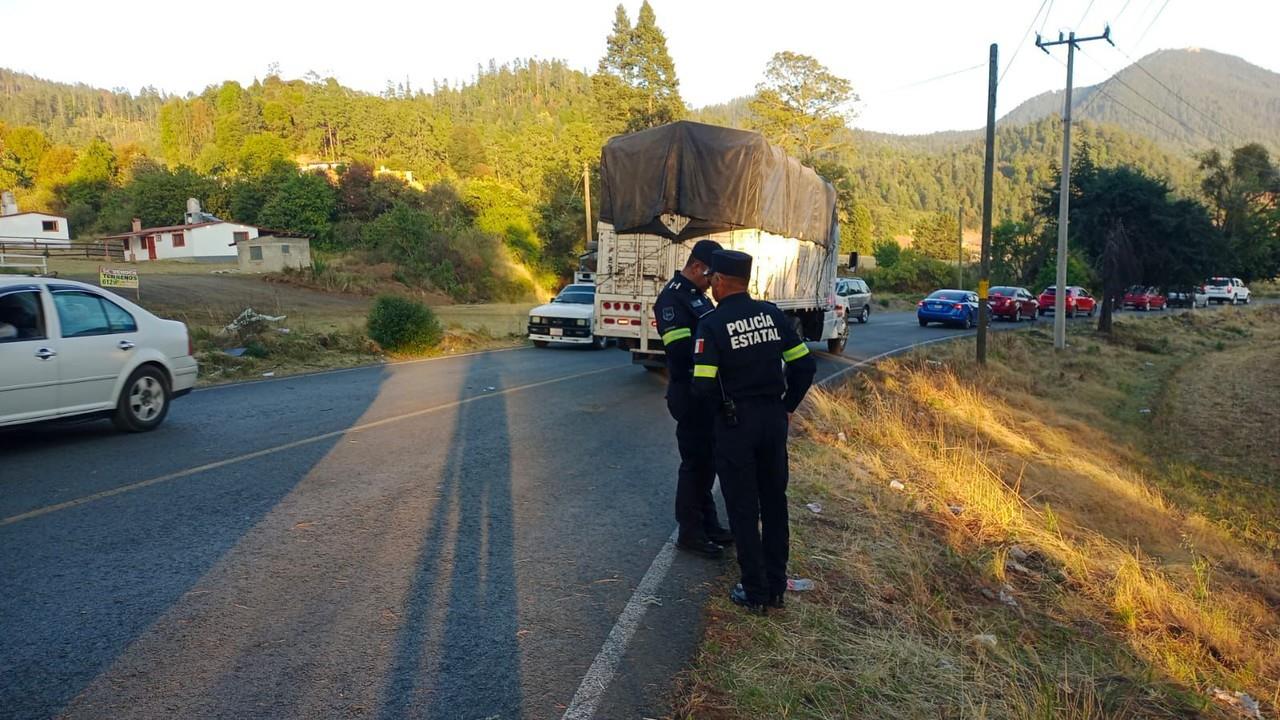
[988,286,1039,321]
[1123,285,1166,311]
[1036,286,1097,317]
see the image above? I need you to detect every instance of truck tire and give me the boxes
[827,335,847,354]
[591,334,608,350]
[532,340,549,348]
[792,315,806,341]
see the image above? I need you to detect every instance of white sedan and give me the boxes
[0,276,198,431]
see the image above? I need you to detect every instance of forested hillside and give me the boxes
[1,5,1275,300]
[1000,49,1280,152]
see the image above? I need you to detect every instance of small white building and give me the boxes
[101,199,259,263]
[0,192,71,247]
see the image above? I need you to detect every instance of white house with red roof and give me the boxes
[0,191,71,247]
[101,199,259,262]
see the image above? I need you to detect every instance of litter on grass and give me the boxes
[805,502,823,515]
[787,578,815,592]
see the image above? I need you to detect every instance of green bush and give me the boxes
[367,295,443,352]
[863,250,955,294]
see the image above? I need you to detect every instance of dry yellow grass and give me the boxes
[676,306,1280,720]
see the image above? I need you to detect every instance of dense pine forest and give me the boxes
[2,2,1277,299]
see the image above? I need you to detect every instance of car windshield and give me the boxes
[1126,286,1146,294]
[927,290,968,302]
[553,291,593,304]
[1207,278,1230,286]
[990,286,1016,296]
[1041,287,1056,295]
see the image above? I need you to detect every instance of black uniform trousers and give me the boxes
[669,384,720,539]
[713,396,789,602]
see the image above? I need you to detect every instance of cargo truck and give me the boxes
[593,121,849,368]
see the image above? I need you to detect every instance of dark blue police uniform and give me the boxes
[692,250,817,610]
[653,241,730,551]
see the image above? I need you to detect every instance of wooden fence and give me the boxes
[0,240,126,262]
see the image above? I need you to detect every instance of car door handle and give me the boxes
[35,347,57,360]
[118,340,136,351]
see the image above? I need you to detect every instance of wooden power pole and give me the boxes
[977,43,998,365]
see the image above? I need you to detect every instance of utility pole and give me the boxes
[1037,26,1113,350]
[582,162,592,247]
[956,206,964,289]
[977,43,997,365]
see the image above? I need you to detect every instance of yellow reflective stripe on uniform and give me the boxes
[782,343,810,362]
[693,364,719,378]
[661,327,692,344]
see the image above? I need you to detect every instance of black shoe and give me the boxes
[766,592,785,610]
[729,584,767,615]
[705,527,735,545]
[676,537,724,559]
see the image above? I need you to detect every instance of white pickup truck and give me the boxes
[592,121,848,368]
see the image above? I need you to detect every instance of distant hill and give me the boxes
[1000,49,1280,151]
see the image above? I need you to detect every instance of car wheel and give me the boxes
[858,305,870,324]
[532,340,549,348]
[1088,305,1095,317]
[1013,307,1021,322]
[1245,295,1251,304]
[827,334,847,354]
[919,318,929,327]
[1143,301,1150,311]
[1067,306,1076,318]
[962,313,974,330]
[591,334,608,350]
[112,365,171,433]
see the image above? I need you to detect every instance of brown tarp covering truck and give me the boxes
[598,121,839,247]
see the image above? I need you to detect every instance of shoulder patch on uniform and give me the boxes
[691,298,704,307]
[695,337,705,354]
[662,306,675,322]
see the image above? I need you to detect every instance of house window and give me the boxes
[41,220,59,232]
[233,231,250,243]
[249,246,263,261]
[281,244,291,254]
[172,232,185,248]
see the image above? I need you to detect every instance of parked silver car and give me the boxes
[835,277,873,324]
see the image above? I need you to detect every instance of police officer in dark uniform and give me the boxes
[654,239,735,558]
[692,249,817,613]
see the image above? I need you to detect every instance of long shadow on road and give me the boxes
[377,359,522,719]
[0,370,390,720]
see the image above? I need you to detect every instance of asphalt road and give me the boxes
[0,303,1251,719]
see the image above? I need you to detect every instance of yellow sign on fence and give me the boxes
[99,266,139,290]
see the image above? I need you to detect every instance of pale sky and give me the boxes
[1,0,1277,135]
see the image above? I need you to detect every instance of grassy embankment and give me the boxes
[44,258,534,384]
[678,305,1280,719]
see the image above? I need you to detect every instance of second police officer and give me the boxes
[654,239,736,558]
[692,249,817,613]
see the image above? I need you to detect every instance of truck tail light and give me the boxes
[603,317,616,324]
[603,301,612,310]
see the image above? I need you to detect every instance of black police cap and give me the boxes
[710,249,752,279]
[689,239,722,266]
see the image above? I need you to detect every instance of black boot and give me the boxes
[676,536,724,559]
[705,526,735,545]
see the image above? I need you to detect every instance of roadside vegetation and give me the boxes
[678,305,1280,719]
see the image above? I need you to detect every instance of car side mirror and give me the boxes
[848,252,858,269]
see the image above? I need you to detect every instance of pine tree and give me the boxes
[629,1,684,129]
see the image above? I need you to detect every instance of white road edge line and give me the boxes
[561,333,969,719]
[561,528,679,720]
[1,363,626,527]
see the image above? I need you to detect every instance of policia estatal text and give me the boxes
[693,249,816,613]
[653,240,735,558]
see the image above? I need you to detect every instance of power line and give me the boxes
[1134,0,1171,48]
[1076,46,1201,138]
[1113,0,1135,24]
[1039,0,1057,34]
[1077,0,1098,27]
[1047,51,1177,137]
[1000,0,1053,84]
[1109,44,1245,143]
[877,63,986,95]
